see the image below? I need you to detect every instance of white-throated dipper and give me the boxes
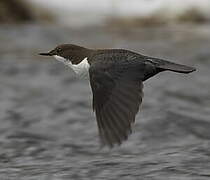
[39,44,196,147]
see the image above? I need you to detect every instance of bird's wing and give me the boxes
[89,56,144,147]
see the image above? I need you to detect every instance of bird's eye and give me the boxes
[56,48,62,53]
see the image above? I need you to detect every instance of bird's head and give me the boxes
[39,44,91,65]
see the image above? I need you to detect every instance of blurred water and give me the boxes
[0,24,210,179]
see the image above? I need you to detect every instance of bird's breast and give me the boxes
[53,55,90,79]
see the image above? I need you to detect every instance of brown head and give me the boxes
[39,44,92,64]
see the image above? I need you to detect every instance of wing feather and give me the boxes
[89,57,144,147]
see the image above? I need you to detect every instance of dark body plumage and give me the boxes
[40,44,196,147]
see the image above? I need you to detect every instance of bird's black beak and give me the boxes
[39,52,52,56]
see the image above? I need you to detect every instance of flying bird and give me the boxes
[39,44,196,147]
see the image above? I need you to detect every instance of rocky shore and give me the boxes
[0,0,52,23]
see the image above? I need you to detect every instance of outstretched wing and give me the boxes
[89,55,144,147]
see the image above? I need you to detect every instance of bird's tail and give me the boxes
[151,58,196,74]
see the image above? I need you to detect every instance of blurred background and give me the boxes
[0,0,210,179]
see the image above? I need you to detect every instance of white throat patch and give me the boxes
[53,55,90,78]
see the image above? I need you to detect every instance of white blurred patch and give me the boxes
[29,0,210,26]
[54,55,90,79]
